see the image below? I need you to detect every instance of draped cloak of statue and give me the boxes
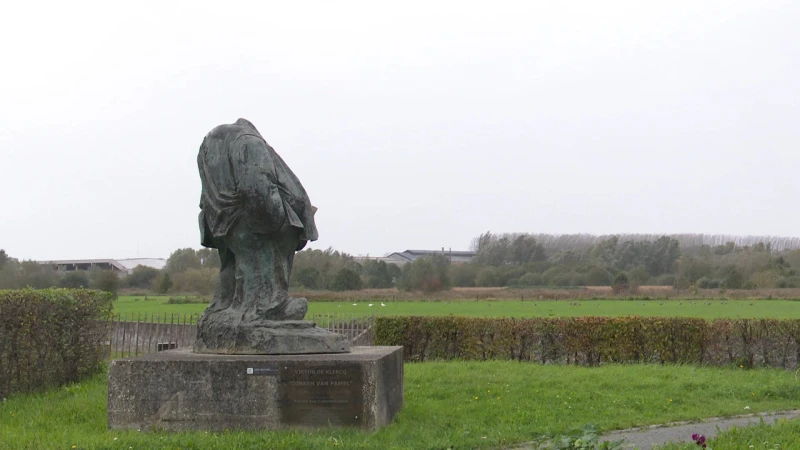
[197,118,318,325]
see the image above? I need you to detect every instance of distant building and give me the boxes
[37,258,166,276]
[354,249,476,266]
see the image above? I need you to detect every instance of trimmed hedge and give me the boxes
[0,289,113,398]
[374,316,800,368]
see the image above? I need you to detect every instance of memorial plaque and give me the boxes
[279,363,363,426]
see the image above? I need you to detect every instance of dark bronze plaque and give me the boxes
[279,363,363,426]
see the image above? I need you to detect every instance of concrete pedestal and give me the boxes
[108,346,403,431]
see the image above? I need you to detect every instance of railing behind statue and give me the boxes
[310,313,375,346]
[106,312,375,358]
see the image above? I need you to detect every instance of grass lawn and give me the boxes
[113,296,207,318]
[114,295,800,320]
[2,362,799,449]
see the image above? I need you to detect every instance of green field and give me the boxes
[114,295,800,319]
[2,362,799,449]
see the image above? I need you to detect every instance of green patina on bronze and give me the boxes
[194,118,348,354]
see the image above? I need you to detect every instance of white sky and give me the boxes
[1,0,799,260]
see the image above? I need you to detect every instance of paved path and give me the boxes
[599,410,800,449]
[513,410,800,450]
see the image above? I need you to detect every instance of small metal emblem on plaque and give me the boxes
[246,366,278,376]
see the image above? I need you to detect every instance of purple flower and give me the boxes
[692,433,707,447]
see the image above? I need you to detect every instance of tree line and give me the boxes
[381,232,800,292]
[3,231,800,294]
[0,250,121,296]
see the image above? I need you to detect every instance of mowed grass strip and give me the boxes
[2,362,799,449]
[113,296,800,319]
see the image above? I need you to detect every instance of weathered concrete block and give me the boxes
[108,346,403,431]
[193,319,350,355]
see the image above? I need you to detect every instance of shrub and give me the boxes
[295,267,321,289]
[166,248,202,273]
[542,266,569,286]
[374,315,800,369]
[153,272,173,294]
[628,265,650,285]
[518,272,543,286]
[361,260,397,289]
[59,271,89,289]
[396,255,451,292]
[653,273,676,286]
[570,272,587,287]
[291,248,359,290]
[449,263,478,287]
[166,296,208,304]
[611,273,630,293]
[0,289,112,398]
[88,270,120,299]
[169,268,216,295]
[475,267,500,287]
[585,267,611,286]
[723,268,745,289]
[331,268,363,291]
[124,265,160,289]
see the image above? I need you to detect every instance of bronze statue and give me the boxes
[194,118,348,354]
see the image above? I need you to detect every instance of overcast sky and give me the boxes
[1,1,799,261]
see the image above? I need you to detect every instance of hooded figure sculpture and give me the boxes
[195,118,323,345]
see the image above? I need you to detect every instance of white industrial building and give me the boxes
[37,258,166,276]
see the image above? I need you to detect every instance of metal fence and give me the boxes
[106,313,199,357]
[310,313,375,346]
[107,312,375,357]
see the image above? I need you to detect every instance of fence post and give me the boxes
[181,313,186,347]
[169,313,175,348]
[134,312,140,356]
[150,313,156,353]
[112,312,120,356]
[122,313,128,358]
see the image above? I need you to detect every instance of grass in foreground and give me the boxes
[113,295,800,320]
[2,362,799,449]
[655,418,800,449]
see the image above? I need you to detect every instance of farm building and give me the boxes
[355,249,476,266]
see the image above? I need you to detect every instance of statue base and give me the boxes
[108,346,404,431]
[194,320,350,355]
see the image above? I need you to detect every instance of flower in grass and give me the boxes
[691,433,707,448]
[745,406,750,410]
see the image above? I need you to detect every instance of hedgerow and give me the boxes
[0,288,112,398]
[374,315,800,368]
